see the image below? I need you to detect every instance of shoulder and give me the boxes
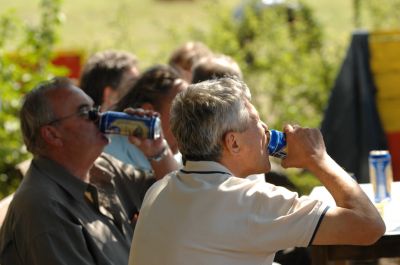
[1,183,74,245]
[221,177,322,214]
[12,180,71,220]
[141,173,174,199]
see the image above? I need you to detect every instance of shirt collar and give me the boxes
[179,160,234,185]
[182,160,233,174]
[32,156,89,202]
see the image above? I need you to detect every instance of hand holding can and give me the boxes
[98,110,161,139]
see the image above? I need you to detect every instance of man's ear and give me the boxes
[40,126,63,147]
[140,102,154,111]
[223,131,240,155]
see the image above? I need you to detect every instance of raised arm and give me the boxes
[124,108,179,180]
[281,124,385,245]
[129,135,179,180]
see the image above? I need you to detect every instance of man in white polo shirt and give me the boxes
[129,77,385,265]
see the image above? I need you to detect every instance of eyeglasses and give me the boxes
[46,107,100,126]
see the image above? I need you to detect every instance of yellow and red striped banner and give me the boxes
[370,30,400,180]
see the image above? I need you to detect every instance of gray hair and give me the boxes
[170,77,251,162]
[20,77,73,156]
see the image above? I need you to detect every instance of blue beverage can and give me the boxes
[98,111,161,139]
[267,130,287,158]
[369,150,393,203]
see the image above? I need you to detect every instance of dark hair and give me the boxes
[79,50,138,106]
[114,65,180,112]
[192,55,243,84]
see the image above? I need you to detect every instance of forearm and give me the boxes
[309,154,385,244]
[308,154,367,209]
[148,148,179,180]
[281,125,385,244]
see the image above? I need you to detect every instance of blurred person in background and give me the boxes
[105,64,187,170]
[191,53,243,84]
[80,50,179,181]
[168,41,212,83]
[79,50,140,111]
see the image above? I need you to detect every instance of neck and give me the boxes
[218,156,247,178]
[46,152,93,182]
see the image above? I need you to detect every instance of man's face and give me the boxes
[236,101,271,175]
[47,86,109,159]
[159,78,188,154]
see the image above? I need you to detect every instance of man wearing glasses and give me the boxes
[0,77,178,265]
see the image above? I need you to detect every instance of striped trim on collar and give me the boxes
[180,169,232,176]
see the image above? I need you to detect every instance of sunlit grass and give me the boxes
[0,0,357,66]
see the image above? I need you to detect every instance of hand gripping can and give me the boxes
[369,150,393,203]
[98,111,161,139]
[267,129,287,159]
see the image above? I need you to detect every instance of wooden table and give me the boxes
[309,182,400,265]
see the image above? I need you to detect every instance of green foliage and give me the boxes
[358,0,400,30]
[193,0,344,194]
[199,0,342,130]
[0,0,65,198]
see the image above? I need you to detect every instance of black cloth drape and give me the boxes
[321,30,387,183]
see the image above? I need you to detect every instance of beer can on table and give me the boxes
[369,150,393,203]
[267,130,287,159]
[98,111,161,139]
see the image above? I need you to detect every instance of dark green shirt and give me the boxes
[0,153,156,265]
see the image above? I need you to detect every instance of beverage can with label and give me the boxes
[267,130,287,159]
[369,150,393,202]
[98,111,161,139]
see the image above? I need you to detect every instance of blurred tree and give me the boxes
[353,0,361,28]
[361,0,400,30]
[199,0,342,130]
[0,0,65,198]
[185,0,343,195]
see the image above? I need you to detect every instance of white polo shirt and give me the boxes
[129,160,328,265]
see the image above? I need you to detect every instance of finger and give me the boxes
[283,124,293,133]
[280,158,290,169]
[123,107,145,115]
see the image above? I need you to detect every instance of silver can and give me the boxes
[369,150,393,202]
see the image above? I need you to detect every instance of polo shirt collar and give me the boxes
[183,160,233,174]
[32,156,89,202]
[178,161,233,185]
